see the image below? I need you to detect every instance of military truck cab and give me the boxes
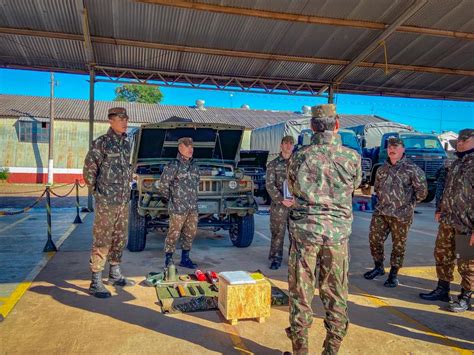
[128,120,257,252]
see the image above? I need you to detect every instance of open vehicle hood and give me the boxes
[238,150,269,169]
[133,118,245,165]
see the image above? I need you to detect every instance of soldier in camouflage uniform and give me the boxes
[266,135,295,270]
[83,107,135,299]
[286,104,362,355]
[364,137,428,287]
[158,137,200,269]
[419,128,474,312]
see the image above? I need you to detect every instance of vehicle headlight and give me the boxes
[228,181,238,189]
[234,170,244,179]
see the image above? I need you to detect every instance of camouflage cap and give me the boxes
[387,136,404,147]
[177,137,193,146]
[311,104,336,118]
[458,128,474,141]
[108,107,128,118]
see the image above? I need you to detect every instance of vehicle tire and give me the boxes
[229,214,255,248]
[423,189,436,203]
[127,196,147,252]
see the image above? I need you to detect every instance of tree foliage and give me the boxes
[114,84,163,104]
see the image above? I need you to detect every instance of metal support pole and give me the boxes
[43,187,57,252]
[48,72,55,185]
[328,85,334,104]
[86,68,95,212]
[73,180,82,224]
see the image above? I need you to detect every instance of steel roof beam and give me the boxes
[332,0,429,85]
[138,0,474,40]
[3,63,472,100]
[1,27,473,78]
[76,1,95,65]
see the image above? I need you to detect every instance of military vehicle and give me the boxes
[237,150,270,204]
[127,119,257,252]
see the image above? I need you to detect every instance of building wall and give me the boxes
[0,117,110,183]
[241,129,251,150]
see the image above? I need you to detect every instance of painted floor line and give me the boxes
[0,215,30,233]
[351,284,472,355]
[0,213,88,320]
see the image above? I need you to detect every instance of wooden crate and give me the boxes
[218,276,271,325]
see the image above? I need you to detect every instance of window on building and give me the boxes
[18,121,50,143]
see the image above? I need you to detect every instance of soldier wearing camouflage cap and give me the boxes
[286,104,362,354]
[83,107,135,298]
[157,137,200,269]
[420,128,474,312]
[364,136,428,288]
[265,135,295,270]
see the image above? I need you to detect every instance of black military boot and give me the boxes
[165,253,174,268]
[89,271,111,298]
[363,261,385,280]
[269,258,281,270]
[179,249,197,269]
[419,280,451,302]
[108,264,136,286]
[448,289,472,313]
[384,266,399,288]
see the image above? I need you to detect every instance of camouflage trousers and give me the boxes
[164,210,199,253]
[435,223,474,291]
[90,202,129,273]
[287,231,349,355]
[369,214,411,268]
[269,203,291,262]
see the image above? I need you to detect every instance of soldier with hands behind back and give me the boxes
[83,107,135,299]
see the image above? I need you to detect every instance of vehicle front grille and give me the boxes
[408,158,444,179]
[199,180,221,192]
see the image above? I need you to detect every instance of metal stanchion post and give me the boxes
[43,186,57,252]
[73,180,83,224]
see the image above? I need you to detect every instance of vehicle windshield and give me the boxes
[402,136,444,150]
[340,131,361,154]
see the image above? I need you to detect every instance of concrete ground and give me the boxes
[0,202,473,354]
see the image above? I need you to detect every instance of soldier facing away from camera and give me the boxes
[265,135,295,270]
[364,137,427,287]
[419,128,474,312]
[286,104,361,355]
[157,137,200,269]
[83,107,135,299]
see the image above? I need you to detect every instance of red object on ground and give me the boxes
[195,270,206,281]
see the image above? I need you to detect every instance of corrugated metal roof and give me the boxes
[0,94,387,129]
[1,0,473,100]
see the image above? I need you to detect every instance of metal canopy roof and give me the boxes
[1,0,473,100]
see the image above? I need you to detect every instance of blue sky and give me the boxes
[0,68,472,133]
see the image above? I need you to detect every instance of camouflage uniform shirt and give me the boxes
[158,153,200,214]
[83,128,131,205]
[374,157,427,222]
[265,153,289,203]
[287,132,362,245]
[438,151,474,235]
